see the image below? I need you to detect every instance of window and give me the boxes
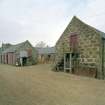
[69,33,78,51]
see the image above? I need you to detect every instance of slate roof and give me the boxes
[96,30,105,38]
[36,47,55,55]
[2,40,31,54]
[74,16,105,38]
[56,16,105,45]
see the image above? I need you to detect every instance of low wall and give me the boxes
[73,66,97,78]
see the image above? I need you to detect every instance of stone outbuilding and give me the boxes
[54,16,105,79]
[0,40,38,66]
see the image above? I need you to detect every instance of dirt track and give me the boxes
[0,64,105,105]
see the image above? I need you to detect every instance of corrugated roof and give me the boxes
[36,47,55,54]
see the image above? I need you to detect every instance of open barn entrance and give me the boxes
[64,53,72,72]
[19,57,27,66]
[22,57,27,66]
[64,53,79,73]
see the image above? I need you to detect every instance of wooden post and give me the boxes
[64,53,66,72]
[64,53,72,73]
[70,53,72,73]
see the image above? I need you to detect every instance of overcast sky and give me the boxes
[0,0,105,47]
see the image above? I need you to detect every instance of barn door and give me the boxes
[64,53,79,73]
[64,53,72,72]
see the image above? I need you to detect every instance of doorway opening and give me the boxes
[22,57,27,66]
[64,53,79,73]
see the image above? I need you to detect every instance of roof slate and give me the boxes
[36,47,55,54]
[56,16,105,45]
[74,16,105,38]
[2,40,31,54]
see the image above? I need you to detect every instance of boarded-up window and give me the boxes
[70,33,78,51]
[27,49,32,57]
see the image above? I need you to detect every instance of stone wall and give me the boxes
[55,16,102,78]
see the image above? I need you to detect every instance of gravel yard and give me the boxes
[0,64,105,105]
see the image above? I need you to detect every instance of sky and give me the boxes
[0,0,105,47]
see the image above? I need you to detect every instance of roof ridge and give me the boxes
[55,16,105,45]
[2,40,32,53]
[71,16,105,34]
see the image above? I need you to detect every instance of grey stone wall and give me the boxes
[55,16,102,78]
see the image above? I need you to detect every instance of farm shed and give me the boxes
[36,47,55,64]
[54,16,105,79]
[0,40,38,66]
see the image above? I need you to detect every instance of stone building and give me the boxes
[54,16,105,79]
[36,47,55,64]
[0,40,38,66]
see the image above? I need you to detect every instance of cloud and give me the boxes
[0,0,105,46]
[78,0,105,32]
[0,0,71,46]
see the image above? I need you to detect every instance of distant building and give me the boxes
[54,16,105,79]
[0,40,38,66]
[0,48,2,63]
[36,47,55,64]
